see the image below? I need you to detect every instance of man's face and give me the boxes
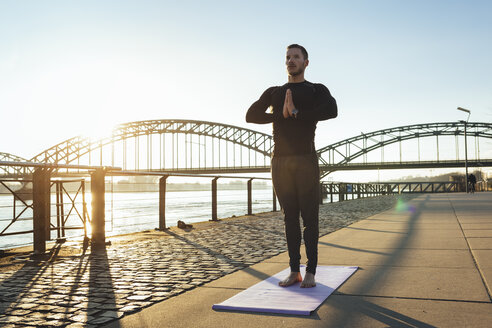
[285,48,308,77]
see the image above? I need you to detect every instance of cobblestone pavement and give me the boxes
[0,195,414,327]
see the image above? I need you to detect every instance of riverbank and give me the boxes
[0,194,416,327]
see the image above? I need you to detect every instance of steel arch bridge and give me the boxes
[29,119,274,173]
[317,122,492,178]
[1,120,492,177]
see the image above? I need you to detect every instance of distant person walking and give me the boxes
[469,173,477,193]
[246,44,338,288]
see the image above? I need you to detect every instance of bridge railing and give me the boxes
[474,180,490,192]
[321,181,462,203]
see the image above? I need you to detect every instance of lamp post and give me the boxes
[457,107,471,193]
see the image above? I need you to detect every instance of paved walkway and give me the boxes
[103,192,492,328]
[0,195,403,327]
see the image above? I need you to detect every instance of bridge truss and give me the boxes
[2,121,492,178]
[0,153,31,176]
[29,119,273,174]
[317,122,492,178]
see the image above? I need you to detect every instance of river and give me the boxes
[0,189,281,250]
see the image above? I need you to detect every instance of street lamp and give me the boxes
[457,107,471,193]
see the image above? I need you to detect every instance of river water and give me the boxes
[0,189,280,250]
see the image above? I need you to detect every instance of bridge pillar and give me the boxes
[91,168,105,248]
[211,177,219,221]
[33,168,51,255]
[247,179,253,215]
[158,176,168,230]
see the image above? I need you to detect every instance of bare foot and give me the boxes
[300,272,316,288]
[278,272,302,287]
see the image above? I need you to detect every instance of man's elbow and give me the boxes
[245,112,254,123]
[330,100,338,119]
[322,102,337,120]
[331,107,338,119]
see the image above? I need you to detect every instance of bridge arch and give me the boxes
[3,121,491,177]
[317,122,492,177]
[29,119,274,172]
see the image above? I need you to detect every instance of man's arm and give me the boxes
[297,84,337,121]
[246,87,283,124]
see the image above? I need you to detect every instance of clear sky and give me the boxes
[1,0,491,180]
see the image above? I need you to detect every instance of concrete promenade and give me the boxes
[105,192,492,328]
[0,195,401,327]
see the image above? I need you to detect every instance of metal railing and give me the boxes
[0,178,89,239]
[0,161,115,253]
[0,178,34,237]
[1,161,277,254]
[2,160,479,254]
[52,179,89,241]
[321,181,461,203]
[105,169,276,230]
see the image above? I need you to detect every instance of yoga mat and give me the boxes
[212,265,358,315]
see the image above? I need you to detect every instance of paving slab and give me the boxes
[471,249,492,296]
[319,247,476,269]
[472,250,492,268]
[319,231,469,250]
[468,237,492,249]
[337,265,489,301]
[461,223,492,230]
[464,230,492,238]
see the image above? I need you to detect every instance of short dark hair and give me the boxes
[287,44,308,60]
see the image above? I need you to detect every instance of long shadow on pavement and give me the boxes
[324,195,432,327]
[85,245,121,327]
[331,293,436,328]
[0,244,63,326]
[0,242,122,327]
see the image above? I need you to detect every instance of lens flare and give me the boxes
[395,198,416,213]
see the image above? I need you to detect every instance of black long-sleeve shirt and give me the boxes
[246,80,337,157]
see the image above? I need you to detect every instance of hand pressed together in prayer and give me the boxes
[283,89,296,118]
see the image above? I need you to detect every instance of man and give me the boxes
[246,44,337,288]
[469,173,476,193]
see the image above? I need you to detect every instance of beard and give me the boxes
[288,66,305,77]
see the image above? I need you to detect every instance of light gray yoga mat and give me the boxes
[212,265,358,315]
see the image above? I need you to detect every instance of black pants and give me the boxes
[272,153,319,275]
